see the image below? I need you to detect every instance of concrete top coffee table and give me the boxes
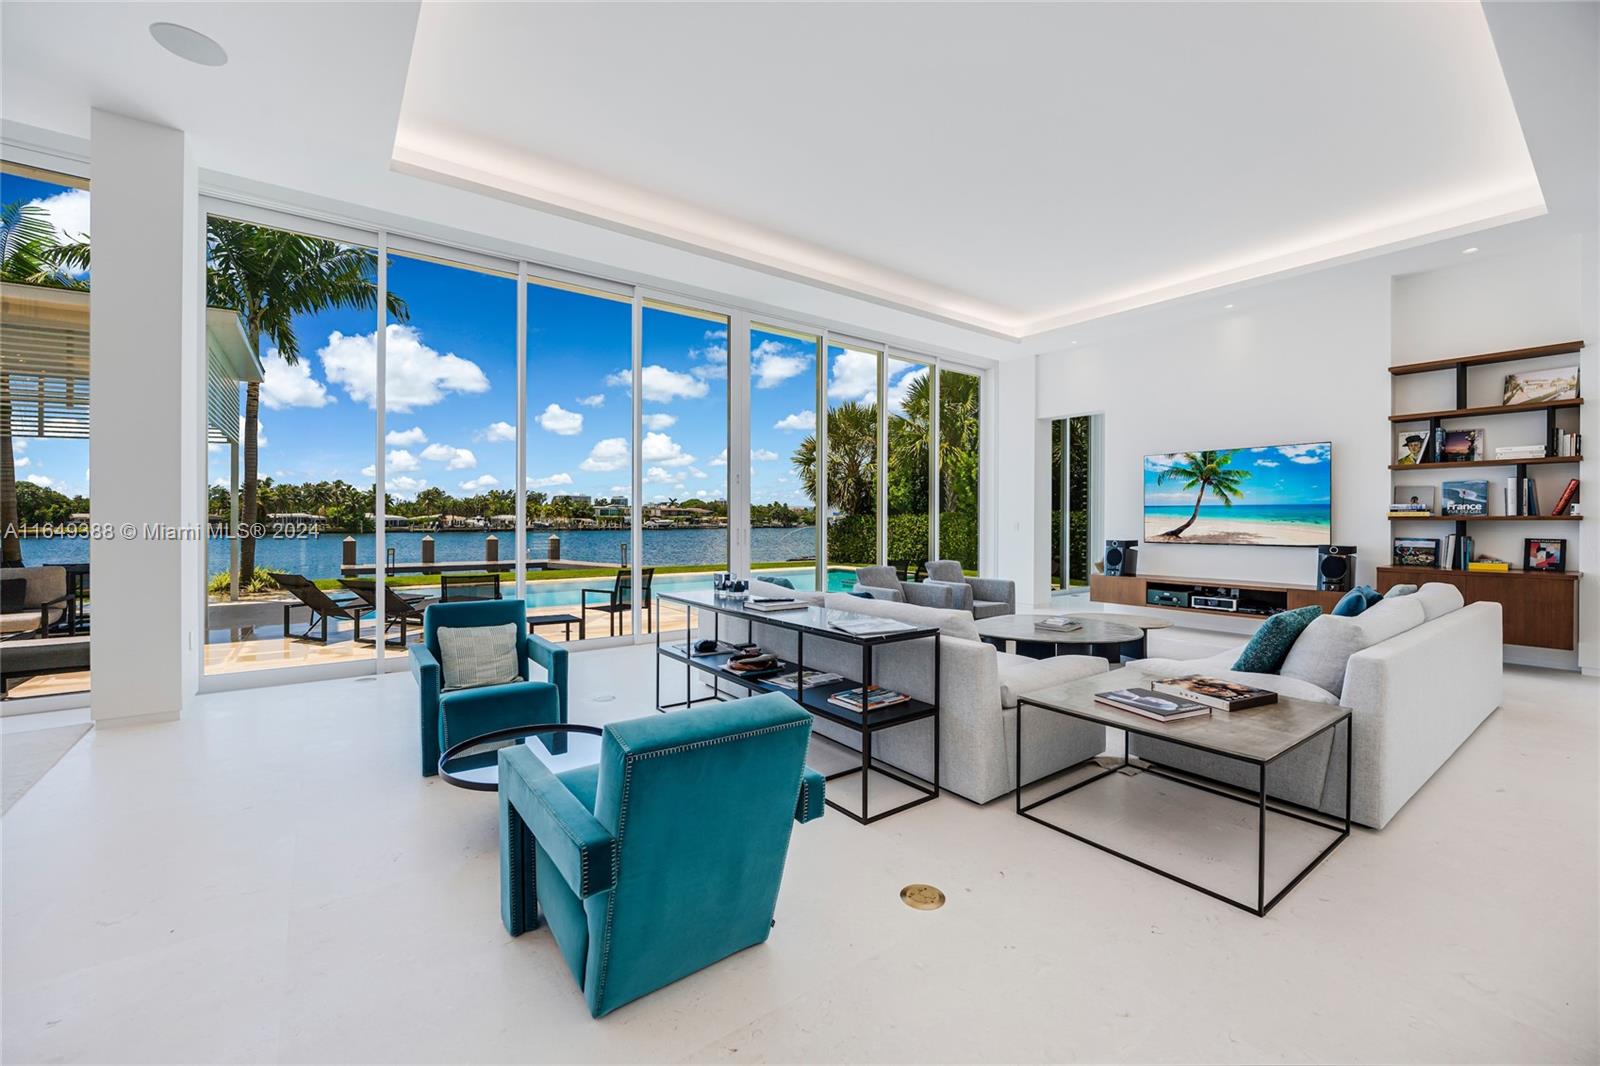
[975,614,1144,661]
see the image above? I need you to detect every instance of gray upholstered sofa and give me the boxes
[1128,582,1503,829]
[698,579,1109,803]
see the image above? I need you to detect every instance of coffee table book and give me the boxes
[1093,687,1210,722]
[827,685,911,712]
[1152,676,1279,710]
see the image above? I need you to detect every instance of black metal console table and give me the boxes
[654,589,941,824]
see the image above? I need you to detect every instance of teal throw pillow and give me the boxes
[1332,588,1368,617]
[1233,605,1322,673]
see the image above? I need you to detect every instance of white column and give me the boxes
[88,110,200,724]
[993,357,1047,609]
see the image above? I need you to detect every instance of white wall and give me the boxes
[88,110,201,722]
[1024,235,1595,665]
[1032,269,1391,632]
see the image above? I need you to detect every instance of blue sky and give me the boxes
[1143,442,1331,506]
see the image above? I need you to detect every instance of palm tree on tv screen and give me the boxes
[206,218,408,582]
[1155,449,1251,539]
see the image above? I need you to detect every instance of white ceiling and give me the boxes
[395,2,1543,336]
[0,2,1564,344]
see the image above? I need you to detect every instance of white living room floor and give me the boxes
[2,638,1596,1065]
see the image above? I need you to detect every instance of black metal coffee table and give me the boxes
[438,723,603,792]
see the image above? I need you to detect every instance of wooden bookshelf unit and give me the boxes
[1089,573,1344,620]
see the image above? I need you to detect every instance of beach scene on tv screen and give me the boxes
[1143,443,1332,545]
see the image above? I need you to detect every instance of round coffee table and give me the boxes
[975,615,1145,662]
[438,723,603,792]
[1068,613,1172,659]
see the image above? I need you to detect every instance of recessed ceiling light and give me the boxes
[149,22,227,66]
[1223,303,1235,310]
[1462,246,1479,255]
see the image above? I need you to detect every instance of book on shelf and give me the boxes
[767,669,844,690]
[1093,687,1210,722]
[1151,676,1278,710]
[827,685,910,712]
[1551,478,1580,516]
[1467,560,1511,572]
[745,597,809,613]
[1495,444,1548,460]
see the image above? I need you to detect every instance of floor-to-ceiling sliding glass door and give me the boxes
[748,322,820,589]
[936,366,982,572]
[823,339,882,587]
[885,355,933,578]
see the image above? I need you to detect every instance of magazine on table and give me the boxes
[745,597,809,613]
[1151,675,1278,710]
[827,685,911,712]
[1093,687,1210,722]
[767,669,844,690]
[828,615,917,636]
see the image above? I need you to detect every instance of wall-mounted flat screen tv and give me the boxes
[1143,442,1332,546]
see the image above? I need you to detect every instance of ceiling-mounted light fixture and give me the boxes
[1223,303,1235,310]
[1462,247,1480,255]
[149,22,228,66]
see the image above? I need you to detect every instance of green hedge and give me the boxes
[826,511,979,571]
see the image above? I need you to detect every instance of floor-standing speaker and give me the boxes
[1105,540,1139,577]
[1317,545,1357,591]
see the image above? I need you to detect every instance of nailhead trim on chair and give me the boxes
[591,716,811,1016]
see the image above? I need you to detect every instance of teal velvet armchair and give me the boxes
[409,600,568,777]
[497,692,825,1017]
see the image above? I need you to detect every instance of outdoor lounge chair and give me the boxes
[339,578,438,645]
[269,572,363,642]
[580,567,654,637]
[0,566,73,640]
[440,573,502,601]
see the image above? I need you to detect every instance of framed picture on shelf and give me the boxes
[1503,367,1579,405]
[1440,429,1484,462]
[1523,538,1567,573]
[1396,431,1429,465]
[1393,537,1441,568]
[1441,479,1490,517]
[1391,484,1435,514]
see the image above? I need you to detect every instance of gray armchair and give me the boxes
[852,565,965,609]
[924,560,1015,619]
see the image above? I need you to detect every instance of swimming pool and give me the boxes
[518,567,856,608]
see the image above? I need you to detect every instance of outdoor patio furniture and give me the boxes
[440,573,502,601]
[497,692,824,1017]
[409,599,569,778]
[270,572,363,642]
[580,567,655,637]
[887,558,928,583]
[528,613,584,641]
[339,578,438,645]
[0,635,90,697]
[0,566,73,640]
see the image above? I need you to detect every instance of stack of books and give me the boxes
[1093,687,1210,722]
[1035,616,1083,632]
[746,596,808,613]
[1494,444,1547,461]
[1387,501,1433,519]
[1467,558,1511,572]
[827,685,910,713]
[1554,429,1582,458]
[1151,676,1279,710]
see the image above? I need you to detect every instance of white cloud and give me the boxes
[387,475,427,500]
[12,456,29,469]
[827,348,878,402]
[526,472,574,489]
[1290,454,1323,465]
[576,393,605,407]
[753,340,814,389]
[642,431,694,467]
[236,417,269,448]
[29,188,90,245]
[386,426,427,447]
[644,466,682,486]
[421,443,476,470]
[361,448,422,478]
[773,409,816,432]
[480,421,516,443]
[536,403,584,436]
[1276,443,1330,464]
[751,448,779,461]
[12,440,24,452]
[704,328,728,342]
[606,364,709,402]
[886,363,929,415]
[689,467,708,479]
[320,324,490,412]
[579,437,629,472]
[709,448,728,467]
[1255,459,1279,468]
[24,474,56,488]
[458,474,500,492]
[260,353,333,409]
[641,412,677,430]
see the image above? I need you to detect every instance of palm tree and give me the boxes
[1,200,91,565]
[206,219,408,581]
[792,401,877,516]
[1154,450,1251,539]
